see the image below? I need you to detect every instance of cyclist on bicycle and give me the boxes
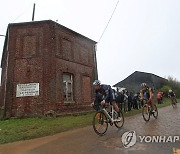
[168,89,177,105]
[92,80,121,118]
[140,83,155,112]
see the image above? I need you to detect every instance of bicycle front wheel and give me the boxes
[152,104,158,119]
[114,110,124,128]
[172,101,177,108]
[92,111,108,136]
[142,105,150,121]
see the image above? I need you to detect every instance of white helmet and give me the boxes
[141,82,147,88]
[169,89,172,93]
[93,80,101,86]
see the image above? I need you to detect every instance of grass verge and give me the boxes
[0,98,179,144]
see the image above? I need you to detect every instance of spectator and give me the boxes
[160,92,164,103]
[115,89,124,111]
[157,91,163,104]
[132,92,139,109]
[128,92,133,111]
[123,90,128,113]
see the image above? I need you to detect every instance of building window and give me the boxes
[23,35,37,58]
[63,73,73,102]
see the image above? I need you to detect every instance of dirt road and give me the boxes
[0,104,179,154]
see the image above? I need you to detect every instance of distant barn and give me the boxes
[113,71,168,92]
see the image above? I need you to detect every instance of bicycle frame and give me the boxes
[92,104,124,136]
[171,97,177,107]
[143,99,152,108]
[101,105,120,123]
[142,99,158,121]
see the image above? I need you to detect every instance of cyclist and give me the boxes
[92,80,121,118]
[140,83,155,112]
[168,89,177,105]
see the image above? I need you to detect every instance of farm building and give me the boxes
[113,71,168,92]
[0,20,97,118]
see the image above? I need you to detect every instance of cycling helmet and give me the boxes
[93,80,101,86]
[141,82,147,88]
[169,89,172,93]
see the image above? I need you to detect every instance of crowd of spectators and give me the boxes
[114,88,164,113]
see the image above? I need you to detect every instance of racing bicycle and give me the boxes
[170,97,177,108]
[142,99,158,122]
[92,104,124,136]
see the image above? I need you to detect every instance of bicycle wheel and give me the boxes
[92,111,108,136]
[174,102,177,108]
[152,104,158,119]
[114,110,124,128]
[172,101,177,108]
[142,105,150,121]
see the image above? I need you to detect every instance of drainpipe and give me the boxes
[93,44,98,80]
[2,29,9,119]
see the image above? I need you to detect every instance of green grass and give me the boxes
[0,113,94,144]
[0,98,179,144]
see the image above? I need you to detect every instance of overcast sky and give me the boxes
[0,0,180,86]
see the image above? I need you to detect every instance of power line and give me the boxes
[97,0,119,44]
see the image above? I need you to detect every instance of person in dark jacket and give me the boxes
[115,89,125,111]
[133,92,141,109]
[128,92,133,111]
[92,80,121,118]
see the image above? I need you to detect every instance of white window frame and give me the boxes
[63,73,74,102]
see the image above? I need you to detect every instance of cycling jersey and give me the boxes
[95,84,115,104]
[168,92,175,97]
[140,87,151,100]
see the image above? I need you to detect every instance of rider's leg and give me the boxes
[150,100,155,111]
[171,97,174,104]
[175,98,178,104]
[112,101,119,113]
[110,90,121,118]
[110,90,120,113]
[112,101,122,119]
[173,97,177,104]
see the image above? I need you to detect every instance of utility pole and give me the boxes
[32,3,36,21]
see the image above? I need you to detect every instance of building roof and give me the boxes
[113,71,168,91]
[8,20,97,44]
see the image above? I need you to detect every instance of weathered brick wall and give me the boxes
[1,20,97,118]
[8,24,45,117]
[52,24,96,115]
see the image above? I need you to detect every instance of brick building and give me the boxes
[0,20,97,118]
